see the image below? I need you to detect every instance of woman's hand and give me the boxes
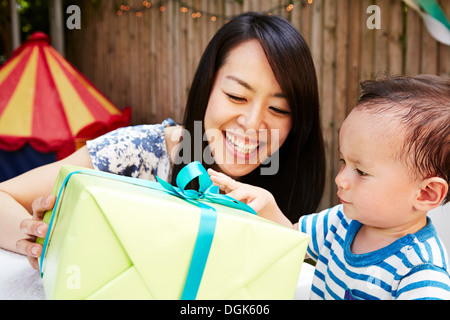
[16,195,55,270]
[208,168,275,213]
[208,169,294,228]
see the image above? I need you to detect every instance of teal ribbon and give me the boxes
[156,161,256,299]
[39,162,256,300]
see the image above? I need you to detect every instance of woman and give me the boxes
[0,12,326,269]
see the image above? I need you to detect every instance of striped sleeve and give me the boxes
[299,206,341,261]
[396,264,450,300]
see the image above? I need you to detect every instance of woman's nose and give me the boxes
[237,103,266,131]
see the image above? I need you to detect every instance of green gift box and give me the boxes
[38,163,309,300]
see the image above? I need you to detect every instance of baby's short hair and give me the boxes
[356,74,449,204]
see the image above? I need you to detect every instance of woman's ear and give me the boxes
[414,177,449,212]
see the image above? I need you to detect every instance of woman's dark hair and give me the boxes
[172,12,326,222]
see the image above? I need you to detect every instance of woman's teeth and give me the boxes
[226,132,259,154]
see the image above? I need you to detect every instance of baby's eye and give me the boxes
[356,169,367,176]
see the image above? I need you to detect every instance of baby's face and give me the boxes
[335,109,422,228]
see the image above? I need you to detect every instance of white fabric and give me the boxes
[0,248,314,300]
[0,249,44,300]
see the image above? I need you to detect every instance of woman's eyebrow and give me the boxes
[226,75,254,91]
[225,75,285,98]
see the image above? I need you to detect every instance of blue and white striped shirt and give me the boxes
[299,205,450,300]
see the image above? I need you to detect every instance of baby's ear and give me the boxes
[414,177,449,212]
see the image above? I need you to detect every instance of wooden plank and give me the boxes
[104,0,114,109]
[165,2,172,121]
[310,0,323,99]
[300,0,312,45]
[118,1,130,118]
[179,2,189,122]
[388,0,404,75]
[129,0,141,122]
[172,0,182,122]
[360,0,375,81]
[291,0,302,33]
[420,16,438,74]
[333,0,350,206]
[140,1,151,121]
[405,3,422,75]
[224,0,234,20]
[321,0,336,209]
[243,0,251,12]
[154,5,163,122]
[438,0,450,77]
[374,0,389,75]
[160,3,170,122]
[347,0,362,113]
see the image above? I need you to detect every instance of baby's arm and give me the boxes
[208,169,296,230]
[396,265,450,300]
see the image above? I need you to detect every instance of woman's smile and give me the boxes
[224,130,261,160]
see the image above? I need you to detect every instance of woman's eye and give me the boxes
[269,106,290,115]
[226,93,246,103]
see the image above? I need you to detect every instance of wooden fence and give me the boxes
[65,0,450,209]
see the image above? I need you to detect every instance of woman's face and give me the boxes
[204,40,292,178]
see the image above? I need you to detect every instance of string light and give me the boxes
[115,0,310,19]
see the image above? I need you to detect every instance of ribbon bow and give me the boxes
[156,161,256,300]
[156,161,255,212]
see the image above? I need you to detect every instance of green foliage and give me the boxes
[0,1,9,24]
[16,0,50,41]
[90,0,102,10]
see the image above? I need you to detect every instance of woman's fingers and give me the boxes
[21,194,53,238]
[17,219,46,271]
[31,194,56,221]
[208,169,269,212]
[226,187,253,204]
[27,256,40,271]
[16,238,42,270]
[208,169,242,193]
[227,187,270,213]
[19,218,48,238]
[16,238,42,257]
[15,194,54,270]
